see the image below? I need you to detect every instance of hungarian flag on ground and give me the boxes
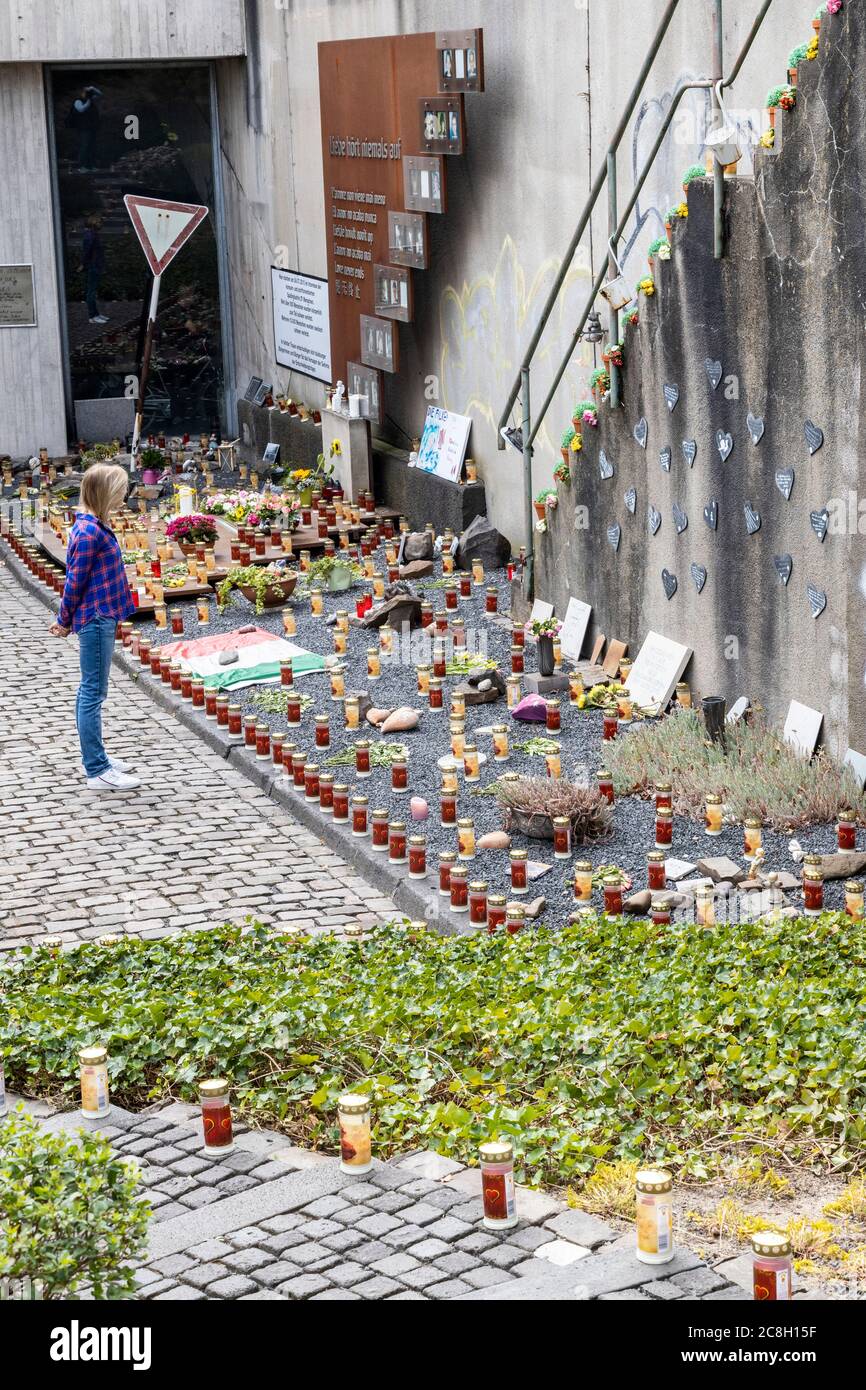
[159,627,325,689]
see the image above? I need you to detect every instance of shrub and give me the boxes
[0,1109,149,1299]
[493,775,613,843]
[605,707,866,829]
[682,163,707,186]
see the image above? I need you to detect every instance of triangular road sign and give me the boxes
[124,194,209,276]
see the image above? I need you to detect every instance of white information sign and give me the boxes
[624,631,692,713]
[416,405,472,482]
[272,267,332,384]
[783,700,823,758]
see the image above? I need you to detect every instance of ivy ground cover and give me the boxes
[3,917,866,1186]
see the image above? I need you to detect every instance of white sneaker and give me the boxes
[86,767,141,792]
[81,755,134,776]
[89,315,109,324]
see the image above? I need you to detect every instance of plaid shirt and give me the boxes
[58,513,133,632]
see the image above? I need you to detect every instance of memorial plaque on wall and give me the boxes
[388,210,428,269]
[347,360,384,426]
[0,264,36,327]
[374,263,413,323]
[436,30,484,92]
[419,95,466,154]
[403,154,447,213]
[360,314,399,373]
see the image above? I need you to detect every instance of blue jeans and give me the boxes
[76,616,116,777]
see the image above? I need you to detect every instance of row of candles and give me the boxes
[57,1050,792,1296]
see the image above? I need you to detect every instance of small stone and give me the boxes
[366,707,392,726]
[380,707,421,733]
[399,559,435,580]
[218,649,239,666]
[455,514,511,571]
[623,890,652,914]
[403,531,435,562]
[523,896,546,919]
[696,857,748,884]
[478,831,510,850]
[238,624,257,634]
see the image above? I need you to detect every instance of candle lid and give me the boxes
[647,851,666,862]
[575,859,593,871]
[479,1139,513,1162]
[510,848,528,860]
[552,816,570,827]
[649,899,670,912]
[439,851,457,862]
[199,1078,229,1098]
[389,820,406,829]
[845,879,863,892]
[656,807,673,819]
[506,903,526,917]
[635,1168,672,1193]
[751,1230,790,1258]
[655,781,672,791]
[706,793,722,804]
[469,880,488,891]
[79,1045,107,1065]
[338,1092,370,1114]
[744,816,762,828]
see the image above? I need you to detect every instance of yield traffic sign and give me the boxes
[123,194,209,276]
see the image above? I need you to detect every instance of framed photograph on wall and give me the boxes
[388,210,428,269]
[402,155,446,215]
[436,29,484,92]
[419,95,465,155]
[347,359,384,427]
[373,264,413,323]
[360,314,398,374]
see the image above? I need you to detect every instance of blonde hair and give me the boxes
[79,463,128,524]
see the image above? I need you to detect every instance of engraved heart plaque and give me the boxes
[659,447,672,473]
[807,583,827,618]
[716,430,733,462]
[624,487,637,515]
[634,417,648,449]
[773,553,793,586]
[672,503,688,534]
[661,568,677,601]
[648,505,662,536]
[804,420,824,455]
[747,412,765,445]
[664,383,679,413]
[691,562,707,593]
[705,358,723,390]
[599,450,614,480]
[607,523,621,551]
[682,439,697,468]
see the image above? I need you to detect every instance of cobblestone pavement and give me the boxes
[14,1094,749,1302]
[0,564,397,945]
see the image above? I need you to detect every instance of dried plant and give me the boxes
[606,708,866,830]
[494,776,613,843]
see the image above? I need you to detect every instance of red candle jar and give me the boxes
[512,623,525,648]
[191,680,206,709]
[289,753,304,789]
[243,715,257,747]
[160,656,172,684]
[319,773,334,811]
[655,782,672,811]
[332,783,349,821]
[205,688,218,719]
[511,646,525,675]
[485,587,498,613]
[255,534,267,557]
[387,564,400,584]
[838,812,856,851]
[230,539,241,562]
[450,865,469,913]
[510,850,528,893]
[121,622,134,647]
[602,714,618,741]
[314,715,330,747]
[648,852,666,892]
[228,705,242,736]
[388,821,407,863]
[435,612,449,635]
[651,899,672,926]
[506,904,526,935]
[420,602,434,628]
[355,741,371,777]
[139,639,151,667]
[803,868,824,916]
[433,647,447,679]
[603,877,623,914]
[352,796,368,835]
[168,662,182,691]
[371,809,389,850]
[487,894,507,933]
[428,679,443,710]
[459,572,471,598]
[271,526,282,547]
[301,507,312,527]
[439,852,456,896]
[255,724,271,758]
[170,609,183,634]
[655,807,673,848]
[149,648,162,676]
[552,817,571,859]
[287,694,302,725]
[597,769,614,804]
[545,699,561,733]
[391,760,408,794]
[238,545,251,566]
[444,585,458,611]
[272,732,284,765]
[216,695,229,727]
[199,1079,233,1152]
[150,557,162,579]
[408,836,427,878]
[280,659,294,687]
[440,789,457,825]
[180,672,193,701]
[469,881,488,925]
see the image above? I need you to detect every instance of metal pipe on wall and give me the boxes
[713,0,725,259]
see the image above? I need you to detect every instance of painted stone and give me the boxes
[691,562,707,593]
[664,383,679,412]
[624,487,637,515]
[773,553,793,586]
[659,446,672,473]
[810,509,829,542]
[647,504,662,536]
[661,568,678,600]
[716,430,733,462]
[633,417,648,449]
[512,694,548,722]
[607,523,621,551]
[380,706,421,733]
[804,420,824,455]
[744,502,761,535]
[775,468,794,501]
[807,583,827,618]
[672,503,688,534]
[705,358,723,390]
[704,498,718,531]
[682,439,697,467]
[599,449,614,480]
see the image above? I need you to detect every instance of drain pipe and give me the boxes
[712,0,725,258]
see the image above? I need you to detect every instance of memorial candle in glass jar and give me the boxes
[485,586,498,613]
[280,743,297,778]
[338,1093,372,1174]
[603,875,623,915]
[332,783,349,822]
[695,887,715,927]
[253,724,271,761]
[479,1139,518,1229]
[351,795,368,835]
[310,586,324,617]
[280,659,294,687]
[450,864,469,912]
[487,895,507,933]
[545,750,561,779]
[511,645,525,675]
[506,676,521,710]
[545,698,561,733]
[304,763,320,802]
[744,817,762,860]
[428,677,443,710]
[367,648,381,681]
[79,1045,110,1119]
[241,715,256,748]
[139,637,151,667]
[845,878,864,920]
[838,811,857,851]
[442,549,454,574]
[552,817,572,859]
[313,714,330,748]
[391,758,408,794]
[282,607,296,637]
[416,664,431,696]
[469,880,488,924]
[319,773,334,811]
[286,693,302,726]
[802,866,824,916]
[457,819,476,861]
[169,607,183,635]
[329,664,345,701]
[651,898,672,926]
[597,769,614,804]
[675,681,692,709]
[573,860,593,901]
[602,712,618,741]
[290,751,306,789]
[635,1169,674,1265]
[512,621,525,648]
[435,609,449,634]
[440,786,457,826]
[371,809,389,850]
[432,645,447,679]
[150,646,163,676]
[655,782,672,811]
[215,694,229,727]
[199,1078,233,1153]
[647,851,666,892]
[568,672,584,706]
[510,849,528,893]
[271,732,284,766]
[492,725,510,761]
[352,740,371,777]
[506,903,526,935]
[191,680,205,710]
[458,571,471,599]
[450,720,466,759]
[408,835,427,878]
[439,851,456,896]
[179,669,193,701]
[705,793,723,836]
[452,618,466,649]
[751,1232,792,1302]
[388,820,407,863]
[463,744,480,782]
[655,806,673,849]
[228,704,242,736]
[441,766,458,795]
[344,695,361,730]
[379,624,394,654]
[420,601,434,628]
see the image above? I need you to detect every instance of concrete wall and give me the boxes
[0,0,246,61]
[217,0,819,545]
[535,0,865,755]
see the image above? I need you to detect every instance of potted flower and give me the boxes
[766,84,796,128]
[533,488,555,522]
[622,308,640,330]
[665,202,688,235]
[138,445,165,486]
[561,426,576,465]
[682,163,707,194]
[289,468,314,505]
[603,344,624,369]
[648,236,670,270]
[553,458,571,486]
[305,553,358,593]
[637,277,655,298]
[590,366,611,401]
[529,615,561,677]
[217,563,298,613]
[787,42,810,83]
[165,513,218,554]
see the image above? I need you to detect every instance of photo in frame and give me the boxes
[388,210,428,269]
[436,29,484,93]
[373,264,413,323]
[243,376,263,403]
[360,314,398,374]
[402,155,446,215]
[253,381,273,406]
[419,95,465,155]
[262,442,280,466]
[347,360,384,427]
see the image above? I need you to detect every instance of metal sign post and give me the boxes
[123,194,209,456]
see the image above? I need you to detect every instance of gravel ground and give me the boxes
[129,528,846,927]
